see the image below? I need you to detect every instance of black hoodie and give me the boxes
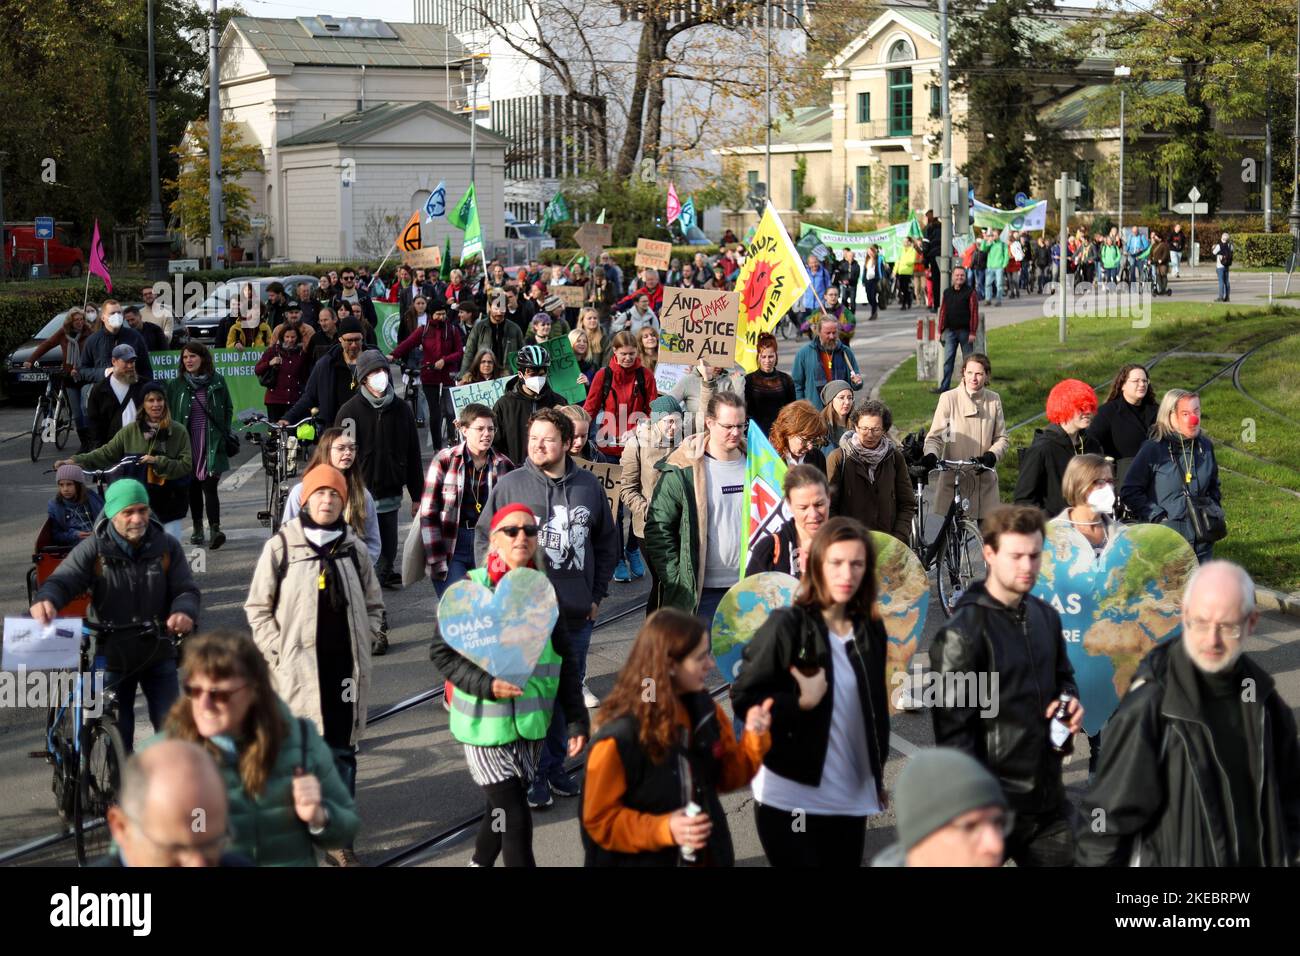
[1013,424,1103,517]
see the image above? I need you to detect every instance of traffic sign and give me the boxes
[34,217,54,240]
[1172,202,1208,215]
[1187,186,1201,203]
[250,216,267,229]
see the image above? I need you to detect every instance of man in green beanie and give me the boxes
[872,748,1010,867]
[31,478,200,751]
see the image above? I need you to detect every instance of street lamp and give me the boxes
[141,0,171,281]
[1290,0,1300,247]
[1115,65,1130,234]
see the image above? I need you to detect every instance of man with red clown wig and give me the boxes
[1013,379,1104,517]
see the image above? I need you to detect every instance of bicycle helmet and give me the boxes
[516,344,551,371]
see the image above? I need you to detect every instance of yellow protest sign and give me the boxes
[733,205,811,372]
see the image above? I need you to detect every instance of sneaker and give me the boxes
[548,769,581,797]
[325,848,364,867]
[372,631,389,656]
[380,570,403,591]
[527,775,553,809]
[209,528,226,551]
[626,548,646,579]
[612,559,631,583]
[582,680,600,709]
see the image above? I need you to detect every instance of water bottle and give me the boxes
[680,801,703,864]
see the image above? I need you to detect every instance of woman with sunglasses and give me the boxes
[429,503,589,867]
[149,630,359,866]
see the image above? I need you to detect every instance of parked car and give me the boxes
[4,223,86,278]
[4,304,144,401]
[180,274,318,345]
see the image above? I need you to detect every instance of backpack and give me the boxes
[1219,244,1233,267]
[268,528,365,612]
[597,364,649,414]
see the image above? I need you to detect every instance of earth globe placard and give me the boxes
[711,573,799,682]
[1032,521,1197,736]
[870,532,930,714]
[437,567,559,689]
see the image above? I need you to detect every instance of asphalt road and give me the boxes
[0,269,1294,866]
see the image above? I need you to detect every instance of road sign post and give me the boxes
[1055,172,1080,344]
[1187,187,1201,276]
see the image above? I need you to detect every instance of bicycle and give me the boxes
[400,366,426,427]
[908,457,995,616]
[30,368,73,463]
[238,411,316,533]
[775,310,803,341]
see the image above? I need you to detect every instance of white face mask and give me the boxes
[524,375,547,394]
[366,371,389,393]
[1086,485,1116,514]
[104,313,123,331]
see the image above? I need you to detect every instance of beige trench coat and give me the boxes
[618,418,675,538]
[923,385,1010,520]
[244,519,384,748]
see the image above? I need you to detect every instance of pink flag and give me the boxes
[666,182,681,225]
[89,219,112,293]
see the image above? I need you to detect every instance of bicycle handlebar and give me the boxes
[80,456,143,482]
[936,458,995,473]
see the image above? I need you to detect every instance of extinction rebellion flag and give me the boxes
[741,421,789,578]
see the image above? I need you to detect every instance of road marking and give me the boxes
[219,457,262,492]
[889,731,920,757]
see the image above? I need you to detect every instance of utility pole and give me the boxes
[1266,46,1273,232]
[1115,65,1130,233]
[469,53,477,186]
[1291,0,1300,247]
[142,0,170,281]
[765,0,772,199]
[208,0,224,270]
[939,0,953,295]
[1057,171,1079,344]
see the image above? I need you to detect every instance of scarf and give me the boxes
[189,385,210,482]
[839,430,894,482]
[300,512,350,612]
[361,382,395,410]
[486,550,536,586]
[185,372,212,389]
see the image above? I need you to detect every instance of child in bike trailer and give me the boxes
[48,463,104,547]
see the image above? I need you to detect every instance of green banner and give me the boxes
[505,335,587,404]
[375,301,402,354]
[149,349,267,420]
[799,218,923,264]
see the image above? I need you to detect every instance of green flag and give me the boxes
[449,184,483,263]
[440,235,452,280]
[595,208,606,225]
[540,192,570,232]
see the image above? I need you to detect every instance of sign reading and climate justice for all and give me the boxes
[548,284,586,309]
[657,287,738,367]
[634,238,673,271]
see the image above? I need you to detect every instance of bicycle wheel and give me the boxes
[74,719,126,865]
[54,393,73,449]
[30,397,48,462]
[937,518,987,616]
[269,472,283,534]
[778,314,798,340]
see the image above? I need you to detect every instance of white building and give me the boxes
[202,15,507,262]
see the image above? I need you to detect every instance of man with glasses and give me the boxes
[872,748,1010,867]
[1077,561,1300,866]
[331,268,378,334]
[491,344,563,465]
[282,316,368,428]
[100,741,249,867]
[643,391,747,624]
[80,298,155,384]
[473,408,618,808]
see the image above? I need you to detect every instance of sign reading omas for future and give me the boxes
[634,238,673,271]
[436,567,560,688]
[548,284,585,309]
[658,287,738,367]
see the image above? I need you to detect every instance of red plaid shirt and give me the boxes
[419,442,514,576]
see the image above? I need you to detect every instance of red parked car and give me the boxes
[4,223,85,278]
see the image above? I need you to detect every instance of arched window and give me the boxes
[887,38,915,63]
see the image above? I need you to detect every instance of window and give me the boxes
[887,39,915,63]
[930,85,942,119]
[888,68,913,136]
[747,169,759,193]
[1076,160,1095,209]
[857,91,871,124]
[890,165,910,218]
[931,163,943,185]
[855,166,872,210]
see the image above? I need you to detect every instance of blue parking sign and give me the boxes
[34,217,54,240]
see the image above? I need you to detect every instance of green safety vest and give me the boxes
[447,567,563,747]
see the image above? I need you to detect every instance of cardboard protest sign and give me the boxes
[657,287,738,367]
[634,238,673,271]
[548,284,585,309]
[574,223,613,260]
[654,362,689,395]
[436,568,559,687]
[449,375,512,417]
[575,458,620,520]
[403,246,442,269]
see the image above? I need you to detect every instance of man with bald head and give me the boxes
[99,740,250,867]
[1076,561,1300,866]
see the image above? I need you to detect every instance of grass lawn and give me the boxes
[878,302,1300,593]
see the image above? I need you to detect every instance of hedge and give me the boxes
[1238,233,1294,268]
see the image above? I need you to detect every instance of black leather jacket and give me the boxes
[1076,639,1300,866]
[928,582,1077,812]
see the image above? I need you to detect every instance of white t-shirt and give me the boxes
[752,627,882,817]
[702,454,744,589]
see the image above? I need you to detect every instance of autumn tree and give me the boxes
[166,121,263,250]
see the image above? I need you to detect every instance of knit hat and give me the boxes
[542,294,565,313]
[821,379,852,407]
[894,749,1007,851]
[338,316,364,337]
[353,349,388,381]
[301,465,348,505]
[103,478,149,520]
[140,380,167,401]
[490,502,537,531]
[650,394,683,417]
[57,463,86,485]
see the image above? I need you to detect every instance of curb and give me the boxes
[1257,587,1300,618]
[869,354,912,400]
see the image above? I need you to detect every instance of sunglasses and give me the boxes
[494,524,539,538]
[183,682,247,705]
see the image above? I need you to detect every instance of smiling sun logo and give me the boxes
[742,259,776,313]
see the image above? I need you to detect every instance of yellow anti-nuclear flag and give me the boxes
[396,211,422,252]
[733,204,812,372]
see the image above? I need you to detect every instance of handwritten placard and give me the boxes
[403,247,442,269]
[654,362,690,396]
[548,284,585,309]
[634,238,673,271]
[449,375,512,417]
[658,287,739,367]
[3,617,81,671]
[576,458,620,519]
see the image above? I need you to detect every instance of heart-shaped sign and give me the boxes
[1032,522,1197,736]
[437,568,560,689]
[870,532,930,714]
[711,572,800,682]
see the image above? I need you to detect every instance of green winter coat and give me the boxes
[985,240,1009,270]
[168,372,235,476]
[75,417,192,481]
[141,699,360,866]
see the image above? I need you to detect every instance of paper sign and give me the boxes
[574,223,613,260]
[436,569,558,688]
[575,458,620,519]
[654,362,689,395]
[634,238,673,271]
[3,618,81,671]
[450,375,512,417]
[658,287,738,367]
[548,284,585,309]
[403,247,442,269]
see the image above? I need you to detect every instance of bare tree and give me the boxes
[354,206,403,260]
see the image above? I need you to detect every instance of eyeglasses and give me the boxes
[183,682,248,705]
[856,426,885,436]
[494,524,539,538]
[1184,618,1247,640]
[123,808,233,860]
[710,421,745,432]
[331,442,357,453]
